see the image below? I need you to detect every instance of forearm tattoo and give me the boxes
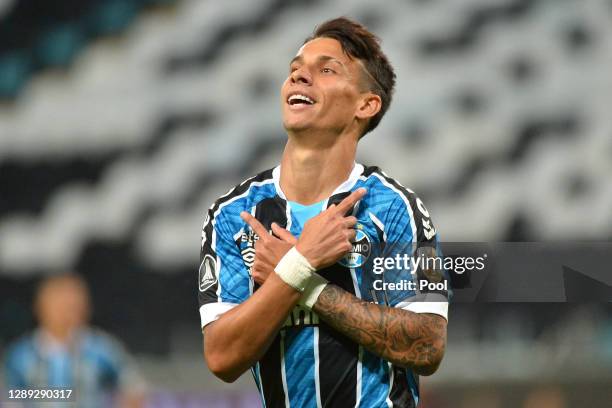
[313,284,446,374]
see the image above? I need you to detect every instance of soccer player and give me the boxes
[199,17,448,407]
[3,274,145,407]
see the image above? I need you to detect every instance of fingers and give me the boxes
[251,264,267,285]
[240,211,269,238]
[343,216,357,228]
[271,223,298,245]
[335,188,367,215]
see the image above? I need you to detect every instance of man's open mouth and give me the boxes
[287,94,316,106]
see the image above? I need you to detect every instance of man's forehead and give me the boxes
[294,37,347,61]
[296,42,307,56]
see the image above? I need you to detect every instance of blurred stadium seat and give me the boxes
[1,0,611,274]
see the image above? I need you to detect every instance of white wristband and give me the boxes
[275,247,316,292]
[298,273,329,310]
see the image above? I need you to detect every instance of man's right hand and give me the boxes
[240,212,297,285]
[295,188,366,270]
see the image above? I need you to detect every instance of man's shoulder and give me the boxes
[360,164,421,206]
[360,164,438,241]
[207,167,278,220]
[80,327,126,353]
[359,164,435,225]
[4,333,37,369]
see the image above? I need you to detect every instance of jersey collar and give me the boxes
[272,162,364,201]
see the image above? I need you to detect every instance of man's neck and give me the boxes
[280,133,357,205]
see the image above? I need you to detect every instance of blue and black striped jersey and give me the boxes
[198,163,448,408]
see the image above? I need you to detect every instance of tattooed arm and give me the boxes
[312,284,447,376]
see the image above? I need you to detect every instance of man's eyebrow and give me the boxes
[289,55,346,67]
[290,55,303,66]
[318,55,345,67]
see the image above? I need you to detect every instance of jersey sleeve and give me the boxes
[198,206,251,328]
[381,194,449,320]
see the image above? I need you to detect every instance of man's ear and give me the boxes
[355,93,382,121]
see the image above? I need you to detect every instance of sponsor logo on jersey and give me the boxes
[338,225,371,268]
[240,230,259,272]
[241,247,256,269]
[283,306,320,328]
[198,254,217,292]
[241,230,260,244]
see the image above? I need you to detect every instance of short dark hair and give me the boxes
[305,17,396,137]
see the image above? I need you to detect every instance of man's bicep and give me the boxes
[198,209,250,328]
[421,312,448,332]
[381,194,449,317]
[412,312,448,347]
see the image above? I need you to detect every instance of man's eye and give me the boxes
[321,67,335,74]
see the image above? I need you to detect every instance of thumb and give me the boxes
[271,223,298,244]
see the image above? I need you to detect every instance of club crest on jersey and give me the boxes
[338,225,371,268]
[198,254,217,292]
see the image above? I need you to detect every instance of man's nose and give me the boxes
[291,67,312,85]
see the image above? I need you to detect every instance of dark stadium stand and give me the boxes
[0,0,610,404]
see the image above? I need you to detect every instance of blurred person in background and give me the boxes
[3,273,145,407]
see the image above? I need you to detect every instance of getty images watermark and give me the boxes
[369,252,487,291]
[338,241,612,302]
[336,233,488,293]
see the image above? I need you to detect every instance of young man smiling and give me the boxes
[199,17,448,407]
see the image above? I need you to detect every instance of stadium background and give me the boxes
[0,0,611,406]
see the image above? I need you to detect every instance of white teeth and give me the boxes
[288,94,314,104]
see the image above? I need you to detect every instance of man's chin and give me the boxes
[283,120,313,133]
